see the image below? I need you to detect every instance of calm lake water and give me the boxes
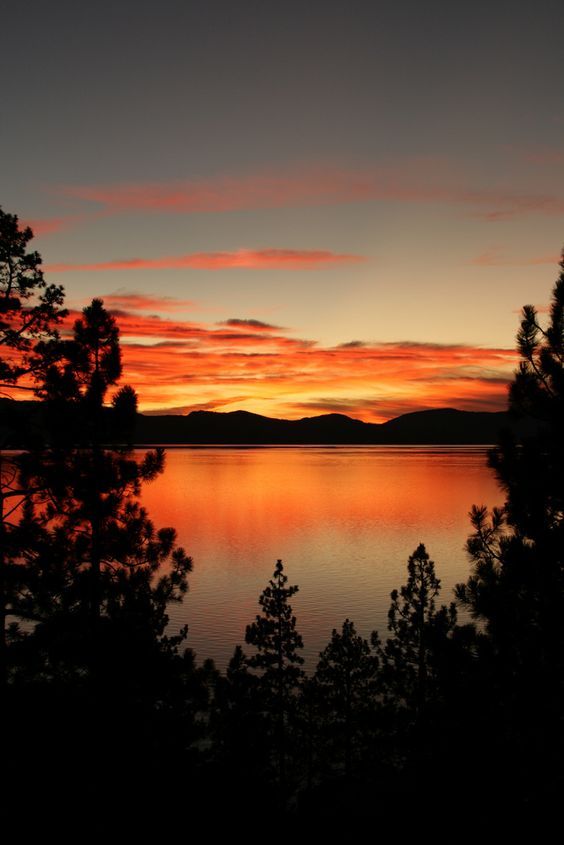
[140,446,503,670]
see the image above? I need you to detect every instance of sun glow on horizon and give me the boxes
[92,298,516,423]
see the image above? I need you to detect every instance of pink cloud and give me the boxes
[101,292,196,311]
[59,168,382,213]
[21,216,77,236]
[45,248,365,273]
[468,198,564,221]
[468,248,561,267]
[55,164,564,221]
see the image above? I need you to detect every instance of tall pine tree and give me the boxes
[12,298,192,681]
[245,559,304,787]
[0,208,66,689]
[375,543,457,719]
[455,252,564,799]
[314,619,377,775]
[0,207,65,389]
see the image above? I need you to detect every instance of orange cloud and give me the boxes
[60,307,313,350]
[45,248,365,273]
[99,308,516,421]
[56,164,564,222]
[28,304,517,422]
[142,396,251,415]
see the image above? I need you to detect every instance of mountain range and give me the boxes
[0,400,540,446]
[133,407,538,445]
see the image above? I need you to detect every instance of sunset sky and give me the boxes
[2,1,563,421]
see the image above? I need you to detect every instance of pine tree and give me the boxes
[38,296,125,444]
[0,208,66,688]
[4,296,198,837]
[455,253,564,785]
[375,544,457,718]
[245,559,304,785]
[456,252,564,663]
[314,618,377,775]
[0,207,66,389]
[12,298,192,682]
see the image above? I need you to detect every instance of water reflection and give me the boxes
[139,447,501,669]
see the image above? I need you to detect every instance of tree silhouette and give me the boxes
[455,253,564,804]
[456,254,564,666]
[0,207,66,389]
[0,209,66,688]
[11,298,192,683]
[37,296,128,444]
[245,559,304,786]
[314,618,378,775]
[375,543,457,718]
[2,295,204,839]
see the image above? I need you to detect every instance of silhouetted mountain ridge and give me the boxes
[135,406,538,444]
[0,399,541,445]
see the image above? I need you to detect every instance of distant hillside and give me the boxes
[135,409,370,444]
[0,400,540,446]
[133,407,539,445]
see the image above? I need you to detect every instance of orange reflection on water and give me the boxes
[139,447,502,669]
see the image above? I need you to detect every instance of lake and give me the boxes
[140,446,503,670]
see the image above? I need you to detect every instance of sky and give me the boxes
[2,0,563,421]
